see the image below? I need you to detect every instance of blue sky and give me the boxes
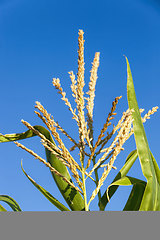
[0,0,160,211]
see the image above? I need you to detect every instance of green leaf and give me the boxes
[0,195,22,211]
[21,161,70,211]
[106,176,146,211]
[123,182,146,211]
[0,204,7,211]
[126,57,160,210]
[99,150,138,210]
[0,126,85,211]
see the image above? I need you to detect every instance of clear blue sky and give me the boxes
[0,0,160,211]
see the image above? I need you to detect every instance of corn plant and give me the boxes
[0,30,159,211]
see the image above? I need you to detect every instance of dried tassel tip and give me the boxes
[52,78,78,122]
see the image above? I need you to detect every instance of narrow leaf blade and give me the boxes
[0,204,7,212]
[107,176,146,211]
[0,195,22,211]
[123,183,146,211]
[21,161,70,211]
[126,57,160,210]
[99,150,138,210]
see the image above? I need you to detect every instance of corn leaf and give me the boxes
[106,176,146,211]
[0,204,7,211]
[126,57,160,210]
[99,150,138,210]
[0,195,22,211]
[123,182,146,211]
[21,161,70,211]
[0,126,85,211]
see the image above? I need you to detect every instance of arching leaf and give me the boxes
[0,126,85,211]
[0,195,22,211]
[21,161,70,211]
[0,204,7,211]
[99,150,138,210]
[106,176,146,211]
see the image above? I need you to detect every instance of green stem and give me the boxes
[80,150,89,211]
[82,169,89,211]
[92,155,102,210]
